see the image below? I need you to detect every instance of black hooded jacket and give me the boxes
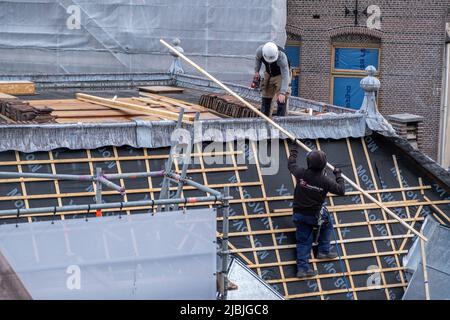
[288,148,346,216]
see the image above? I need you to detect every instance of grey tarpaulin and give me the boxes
[0,0,286,83]
[0,115,368,152]
[227,257,284,300]
[403,216,450,300]
[0,209,217,300]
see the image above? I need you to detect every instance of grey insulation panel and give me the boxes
[0,209,217,300]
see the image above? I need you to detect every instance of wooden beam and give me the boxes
[160,38,428,242]
[138,86,184,94]
[0,81,35,95]
[76,93,195,122]
[0,93,18,99]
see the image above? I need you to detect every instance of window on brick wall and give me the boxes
[331,44,380,110]
[286,41,301,97]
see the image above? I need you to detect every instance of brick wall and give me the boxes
[287,0,450,159]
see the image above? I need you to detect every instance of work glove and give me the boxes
[333,167,342,177]
[289,146,299,158]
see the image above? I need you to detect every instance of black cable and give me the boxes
[183,198,188,214]
[15,208,20,228]
[119,202,123,219]
[51,206,57,225]
[85,204,90,222]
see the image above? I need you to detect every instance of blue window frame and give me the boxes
[331,46,380,110]
[333,77,365,110]
[334,48,379,71]
[285,43,301,97]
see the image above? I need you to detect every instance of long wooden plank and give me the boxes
[160,39,428,243]
[140,92,230,118]
[53,110,140,118]
[268,266,406,284]
[0,81,35,95]
[138,86,184,94]
[346,139,389,299]
[0,93,17,99]
[251,141,289,297]
[286,283,406,300]
[282,140,325,299]
[76,93,195,122]
[0,151,243,166]
[316,139,358,299]
[56,117,135,123]
[34,104,111,111]
[247,250,409,269]
[228,234,415,253]
[226,141,262,276]
[362,137,408,287]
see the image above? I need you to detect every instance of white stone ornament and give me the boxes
[358,66,396,136]
[168,38,185,74]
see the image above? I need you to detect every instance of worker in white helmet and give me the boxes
[254,42,292,117]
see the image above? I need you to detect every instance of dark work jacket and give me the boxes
[288,149,346,216]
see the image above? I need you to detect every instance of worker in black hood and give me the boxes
[288,144,346,278]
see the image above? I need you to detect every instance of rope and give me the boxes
[325,208,353,300]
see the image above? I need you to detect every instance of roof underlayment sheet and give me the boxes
[0,134,449,299]
[0,0,286,82]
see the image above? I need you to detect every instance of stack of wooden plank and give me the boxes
[0,99,55,123]
[199,94,259,118]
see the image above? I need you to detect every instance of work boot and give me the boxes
[317,251,338,260]
[227,281,238,291]
[296,269,318,278]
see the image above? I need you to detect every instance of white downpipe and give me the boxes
[439,42,450,168]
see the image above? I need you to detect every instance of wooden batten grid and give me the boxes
[0,135,447,300]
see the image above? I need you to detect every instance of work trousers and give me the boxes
[293,210,333,272]
[260,72,291,117]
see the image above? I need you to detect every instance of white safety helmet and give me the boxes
[262,42,279,63]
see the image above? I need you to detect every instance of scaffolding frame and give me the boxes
[0,109,233,300]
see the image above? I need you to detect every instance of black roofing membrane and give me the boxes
[0,134,448,300]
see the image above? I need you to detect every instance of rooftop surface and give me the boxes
[16,87,222,123]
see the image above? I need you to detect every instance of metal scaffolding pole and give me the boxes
[103,171,165,180]
[0,196,231,217]
[167,172,222,197]
[0,170,165,181]
[219,186,230,300]
[173,112,201,211]
[158,109,186,211]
